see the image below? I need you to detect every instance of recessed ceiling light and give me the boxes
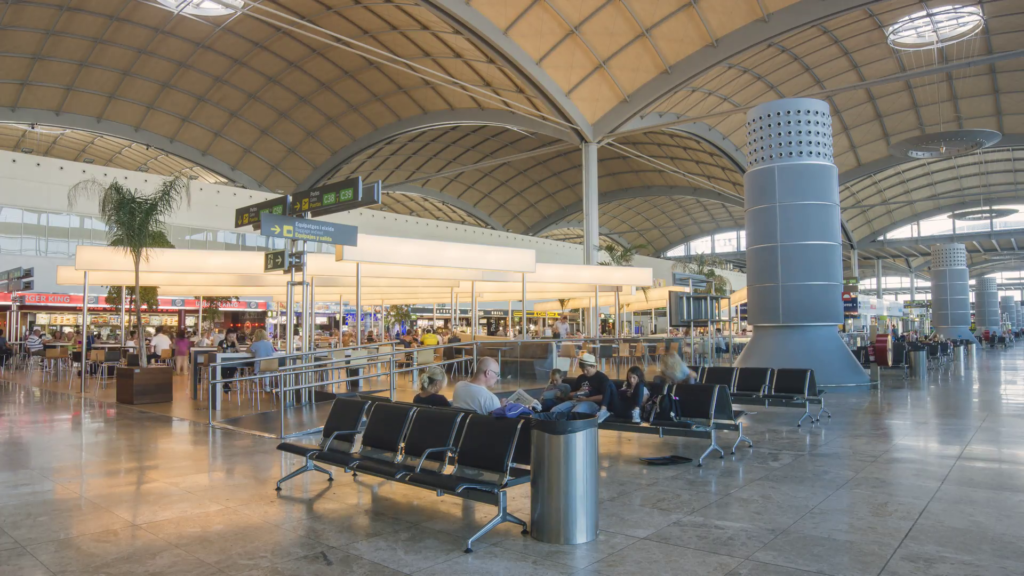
[20,148,33,154]
[83,158,95,164]
[137,165,150,172]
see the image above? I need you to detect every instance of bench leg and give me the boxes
[697,430,724,467]
[275,456,333,491]
[731,422,753,454]
[797,405,813,427]
[464,491,527,553]
[816,398,831,422]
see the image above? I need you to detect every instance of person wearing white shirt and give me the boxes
[211,330,225,346]
[149,327,172,364]
[452,357,504,414]
[553,316,571,339]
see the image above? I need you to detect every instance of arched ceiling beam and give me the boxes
[524,185,743,237]
[536,220,631,249]
[857,198,1024,245]
[297,110,580,191]
[592,0,880,138]
[420,0,594,141]
[383,183,507,232]
[0,109,265,191]
[839,136,1024,186]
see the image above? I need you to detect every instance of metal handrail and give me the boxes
[206,333,739,438]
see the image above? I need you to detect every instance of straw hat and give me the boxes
[579,352,597,366]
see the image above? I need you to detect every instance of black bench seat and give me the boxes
[275,398,528,554]
[600,383,752,466]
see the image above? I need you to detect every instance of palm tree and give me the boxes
[599,242,649,267]
[675,254,731,296]
[69,177,190,367]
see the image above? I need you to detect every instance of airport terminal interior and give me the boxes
[5,0,1024,574]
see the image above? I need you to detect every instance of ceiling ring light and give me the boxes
[888,129,1002,160]
[948,208,1020,222]
[886,5,984,50]
[156,0,242,17]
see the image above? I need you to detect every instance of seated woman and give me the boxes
[413,366,451,407]
[619,366,648,423]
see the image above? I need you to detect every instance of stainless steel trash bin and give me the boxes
[952,345,965,364]
[909,349,927,378]
[530,415,599,545]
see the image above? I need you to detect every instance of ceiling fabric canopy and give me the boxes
[1,0,1022,263]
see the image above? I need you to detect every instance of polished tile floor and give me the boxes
[3,348,1024,575]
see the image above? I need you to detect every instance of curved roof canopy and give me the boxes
[1,0,1021,257]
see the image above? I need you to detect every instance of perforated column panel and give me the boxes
[974,276,1000,333]
[735,98,866,386]
[1015,302,1021,329]
[931,244,972,339]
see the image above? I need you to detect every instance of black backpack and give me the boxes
[644,377,682,423]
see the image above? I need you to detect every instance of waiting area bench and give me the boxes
[275,397,530,553]
[702,367,830,427]
[597,382,753,466]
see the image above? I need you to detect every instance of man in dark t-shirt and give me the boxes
[550,353,618,422]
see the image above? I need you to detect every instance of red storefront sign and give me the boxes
[0,293,267,310]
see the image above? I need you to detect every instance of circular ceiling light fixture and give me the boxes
[888,129,1002,159]
[157,0,243,17]
[886,5,984,50]
[948,207,1019,221]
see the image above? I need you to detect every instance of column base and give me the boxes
[735,325,869,386]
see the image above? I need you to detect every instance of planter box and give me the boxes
[116,366,173,405]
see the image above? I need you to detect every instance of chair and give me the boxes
[615,343,631,370]
[558,343,578,372]
[159,349,172,366]
[96,351,121,392]
[275,398,371,489]
[317,403,416,473]
[767,368,830,426]
[406,415,528,552]
[661,383,752,465]
[701,367,737,388]
[254,358,280,409]
[733,367,772,399]
[632,342,648,369]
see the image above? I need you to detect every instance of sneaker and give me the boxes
[597,407,610,423]
[631,407,641,423]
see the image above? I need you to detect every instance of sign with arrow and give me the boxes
[289,176,366,218]
[264,250,287,272]
[260,213,358,246]
[235,196,290,229]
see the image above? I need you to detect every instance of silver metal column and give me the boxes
[581,142,599,266]
[593,285,599,337]
[508,300,512,337]
[875,259,882,300]
[932,244,972,340]
[614,290,620,337]
[851,249,858,278]
[355,263,362,345]
[471,281,477,337]
[286,268,295,354]
[910,274,916,301]
[735,97,867,385]
[522,274,527,339]
[1016,301,1022,331]
[81,271,88,393]
[197,295,203,337]
[120,286,127,346]
[974,276,1000,335]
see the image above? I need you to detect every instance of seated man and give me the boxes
[452,357,570,420]
[550,353,619,422]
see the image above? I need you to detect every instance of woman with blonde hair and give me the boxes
[413,365,450,407]
[659,353,697,385]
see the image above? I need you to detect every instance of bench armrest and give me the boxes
[321,429,362,449]
[415,446,458,473]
